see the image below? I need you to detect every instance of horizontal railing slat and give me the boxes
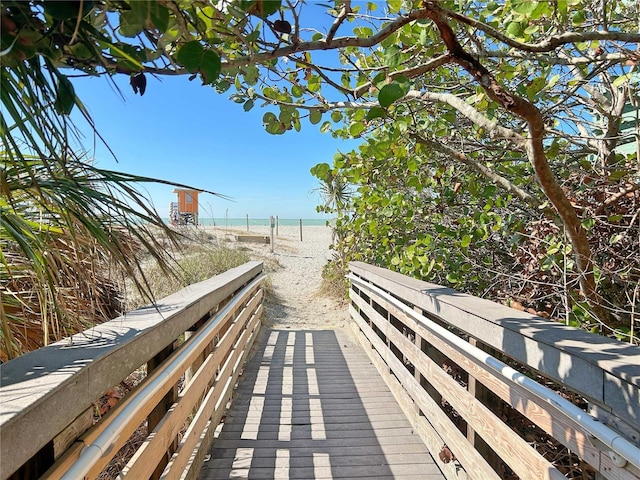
[0,261,263,480]
[351,290,565,480]
[349,261,640,428]
[159,301,262,480]
[348,261,640,480]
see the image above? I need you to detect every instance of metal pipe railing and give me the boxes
[349,274,640,471]
[60,275,264,480]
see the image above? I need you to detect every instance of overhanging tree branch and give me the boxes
[222,9,432,69]
[410,133,546,211]
[424,1,611,324]
[432,3,640,53]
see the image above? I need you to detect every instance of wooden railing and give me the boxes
[348,262,640,480]
[0,261,265,480]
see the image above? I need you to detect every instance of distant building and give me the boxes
[170,189,201,226]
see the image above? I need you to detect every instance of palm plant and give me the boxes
[0,3,224,359]
[0,155,185,359]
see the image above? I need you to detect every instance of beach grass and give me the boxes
[125,231,251,310]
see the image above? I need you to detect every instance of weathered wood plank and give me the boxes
[235,235,270,244]
[349,261,640,429]
[201,463,443,479]
[198,328,444,480]
[0,262,263,480]
[205,452,441,468]
[351,306,500,480]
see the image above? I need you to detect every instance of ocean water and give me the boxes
[164,218,331,227]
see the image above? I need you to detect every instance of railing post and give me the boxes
[467,337,497,471]
[147,343,179,480]
[413,306,424,418]
[467,338,478,447]
[8,443,54,480]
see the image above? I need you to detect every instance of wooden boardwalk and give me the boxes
[198,328,444,480]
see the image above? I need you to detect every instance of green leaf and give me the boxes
[461,235,471,248]
[262,111,277,127]
[310,162,331,180]
[291,84,304,97]
[608,169,629,181]
[242,66,260,85]
[240,0,281,17]
[609,233,623,245]
[581,217,595,230]
[388,0,402,13]
[320,121,332,133]
[419,28,427,46]
[353,27,373,38]
[350,122,365,137]
[384,45,402,68]
[407,176,420,188]
[506,22,523,38]
[366,107,386,121]
[378,83,405,108]
[243,99,254,112]
[200,49,221,84]
[309,110,322,125]
[446,272,460,284]
[148,3,170,32]
[120,2,169,37]
[54,75,75,115]
[119,11,144,37]
[108,43,144,71]
[527,77,546,97]
[44,1,93,20]
[331,110,343,122]
[307,75,321,93]
[572,10,586,25]
[259,0,282,16]
[176,41,203,72]
[512,0,538,14]
[613,72,634,88]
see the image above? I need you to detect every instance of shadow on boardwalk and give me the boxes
[199,328,444,480]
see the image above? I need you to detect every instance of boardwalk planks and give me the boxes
[199,328,445,480]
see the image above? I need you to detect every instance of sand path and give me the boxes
[213,225,349,329]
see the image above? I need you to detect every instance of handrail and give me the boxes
[60,274,264,480]
[349,273,640,471]
[1,261,264,480]
[347,261,640,480]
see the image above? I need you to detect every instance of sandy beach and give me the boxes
[205,224,349,329]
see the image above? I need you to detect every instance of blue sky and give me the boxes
[70,73,353,219]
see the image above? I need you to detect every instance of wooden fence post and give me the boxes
[147,343,178,480]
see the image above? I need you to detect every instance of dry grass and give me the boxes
[318,257,349,300]
[124,228,251,310]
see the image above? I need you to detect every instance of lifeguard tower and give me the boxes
[170,188,201,226]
